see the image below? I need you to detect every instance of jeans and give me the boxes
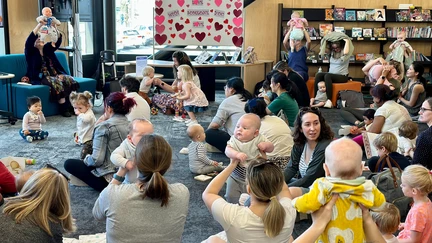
[314,72,349,98]
[19,129,49,141]
[64,159,109,192]
[225,175,247,203]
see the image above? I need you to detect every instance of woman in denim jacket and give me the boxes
[64,92,136,191]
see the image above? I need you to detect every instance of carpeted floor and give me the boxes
[0,90,427,242]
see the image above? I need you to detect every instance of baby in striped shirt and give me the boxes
[187,124,224,174]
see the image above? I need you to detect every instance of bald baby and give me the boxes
[187,124,205,141]
[234,114,262,143]
[324,138,363,180]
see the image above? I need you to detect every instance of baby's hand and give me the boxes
[23,130,30,135]
[350,126,359,135]
[236,152,248,163]
[37,110,43,115]
[125,160,135,171]
[212,161,219,167]
[398,223,405,231]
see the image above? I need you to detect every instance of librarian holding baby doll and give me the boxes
[314,32,354,102]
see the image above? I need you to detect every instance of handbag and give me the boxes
[369,154,412,218]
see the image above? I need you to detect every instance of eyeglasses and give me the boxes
[299,106,321,115]
[44,163,70,181]
[420,107,432,112]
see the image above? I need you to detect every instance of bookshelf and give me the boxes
[278,5,432,80]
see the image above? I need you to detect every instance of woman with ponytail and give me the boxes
[202,158,296,242]
[64,92,136,191]
[93,135,190,242]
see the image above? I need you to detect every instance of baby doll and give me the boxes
[19,96,48,143]
[36,7,61,43]
[310,81,328,108]
[287,11,308,43]
[388,32,414,63]
[110,119,154,184]
[187,124,224,174]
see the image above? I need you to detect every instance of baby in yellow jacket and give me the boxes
[293,138,386,243]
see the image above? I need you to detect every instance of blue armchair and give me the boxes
[0,52,96,118]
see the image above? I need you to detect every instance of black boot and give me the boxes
[59,103,71,117]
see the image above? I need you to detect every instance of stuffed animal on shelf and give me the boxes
[36,7,61,43]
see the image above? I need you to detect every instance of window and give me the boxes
[68,22,94,55]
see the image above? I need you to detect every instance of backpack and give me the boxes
[369,155,412,219]
[336,90,365,109]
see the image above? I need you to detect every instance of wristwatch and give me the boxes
[381,76,386,80]
[113,174,125,182]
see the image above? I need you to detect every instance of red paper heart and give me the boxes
[179,32,187,40]
[206,25,212,30]
[191,35,194,38]
[168,4,172,7]
[198,17,202,20]
[155,15,165,25]
[210,9,214,12]
[195,32,206,42]
[168,40,172,44]
[169,27,172,30]
[175,23,184,31]
[228,25,233,30]
[186,4,189,7]
[207,2,211,6]
[181,9,185,12]
[155,34,167,45]
[232,36,243,47]
[233,27,243,36]
[189,29,192,32]
[155,0,163,7]
[214,35,221,42]
[208,33,211,36]
[171,33,176,38]
[226,4,231,8]
[235,1,242,8]
[185,19,190,24]
[227,12,231,15]
[155,8,164,15]
[180,17,184,20]
[227,32,231,35]
[155,24,165,34]
[233,9,242,17]
[168,19,174,24]
[224,19,229,24]
[214,22,223,31]
[208,18,213,23]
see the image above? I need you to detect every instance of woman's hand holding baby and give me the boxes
[235,152,248,163]
[125,160,135,171]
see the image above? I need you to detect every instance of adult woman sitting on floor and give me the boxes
[314,33,354,100]
[412,98,432,170]
[205,77,253,153]
[202,159,296,243]
[245,97,294,170]
[0,169,75,242]
[266,72,299,127]
[398,63,427,117]
[93,135,189,243]
[64,92,135,192]
[351,85,411,147]
[283,24,311,82]
[284,107,334,198]
[152,51,200,115]
[25,21,79,117]
[273,61,310,107]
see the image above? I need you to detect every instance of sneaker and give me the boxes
[26,136,33,143]
[186,120,198,126]
[324,99,333,109]
[172,116,184,122]
[205,143,222,153]
[338,127,351,136]
[184,118,192,124]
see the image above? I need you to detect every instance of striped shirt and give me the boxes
[299,145,314,178]
[188,141,213,172]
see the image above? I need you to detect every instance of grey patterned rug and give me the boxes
[2,90,423,241]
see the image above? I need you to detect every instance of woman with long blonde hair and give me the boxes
[0,168,75,242]
[202,158,296,242]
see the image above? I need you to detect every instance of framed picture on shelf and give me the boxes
[346,10,356,21]
[230,48,242,64]
[357,11,366,21]
[374,9,386,21]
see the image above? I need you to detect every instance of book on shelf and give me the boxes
[374,9,386,21]
[322,53,330,63]
[349,55,356,63]
[365,9,376,21]
[422,9,431,21]
[357,11,366,21]
[307,51,318,62]
[356,53,367,61]
[319,24,333,37]
[334,8,345,20]
[334,26,345,33]
[306,27,319,38]
[396,10,410,21]
[363,28,372,37]
[346,10,356,21]
[373,28,386,38]
[292,10,304,18]
[352,27,363,37]
[325,9,334,20]
[410,7,423,21]
[365,53,374,61]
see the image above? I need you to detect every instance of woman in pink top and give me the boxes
[362,57,404,91]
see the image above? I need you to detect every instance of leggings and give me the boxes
[340,108,366,125]
[64,159,109,192]
[314,72,349,98]
[19,129,49,141]
[205,128,231,154]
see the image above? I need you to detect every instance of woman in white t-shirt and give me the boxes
[202,158,296,243]
[352,84,411,147]
[245,97,293,170]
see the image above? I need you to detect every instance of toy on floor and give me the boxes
[36,7,61,43]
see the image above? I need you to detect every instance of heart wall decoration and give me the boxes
[154,0,244,47]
